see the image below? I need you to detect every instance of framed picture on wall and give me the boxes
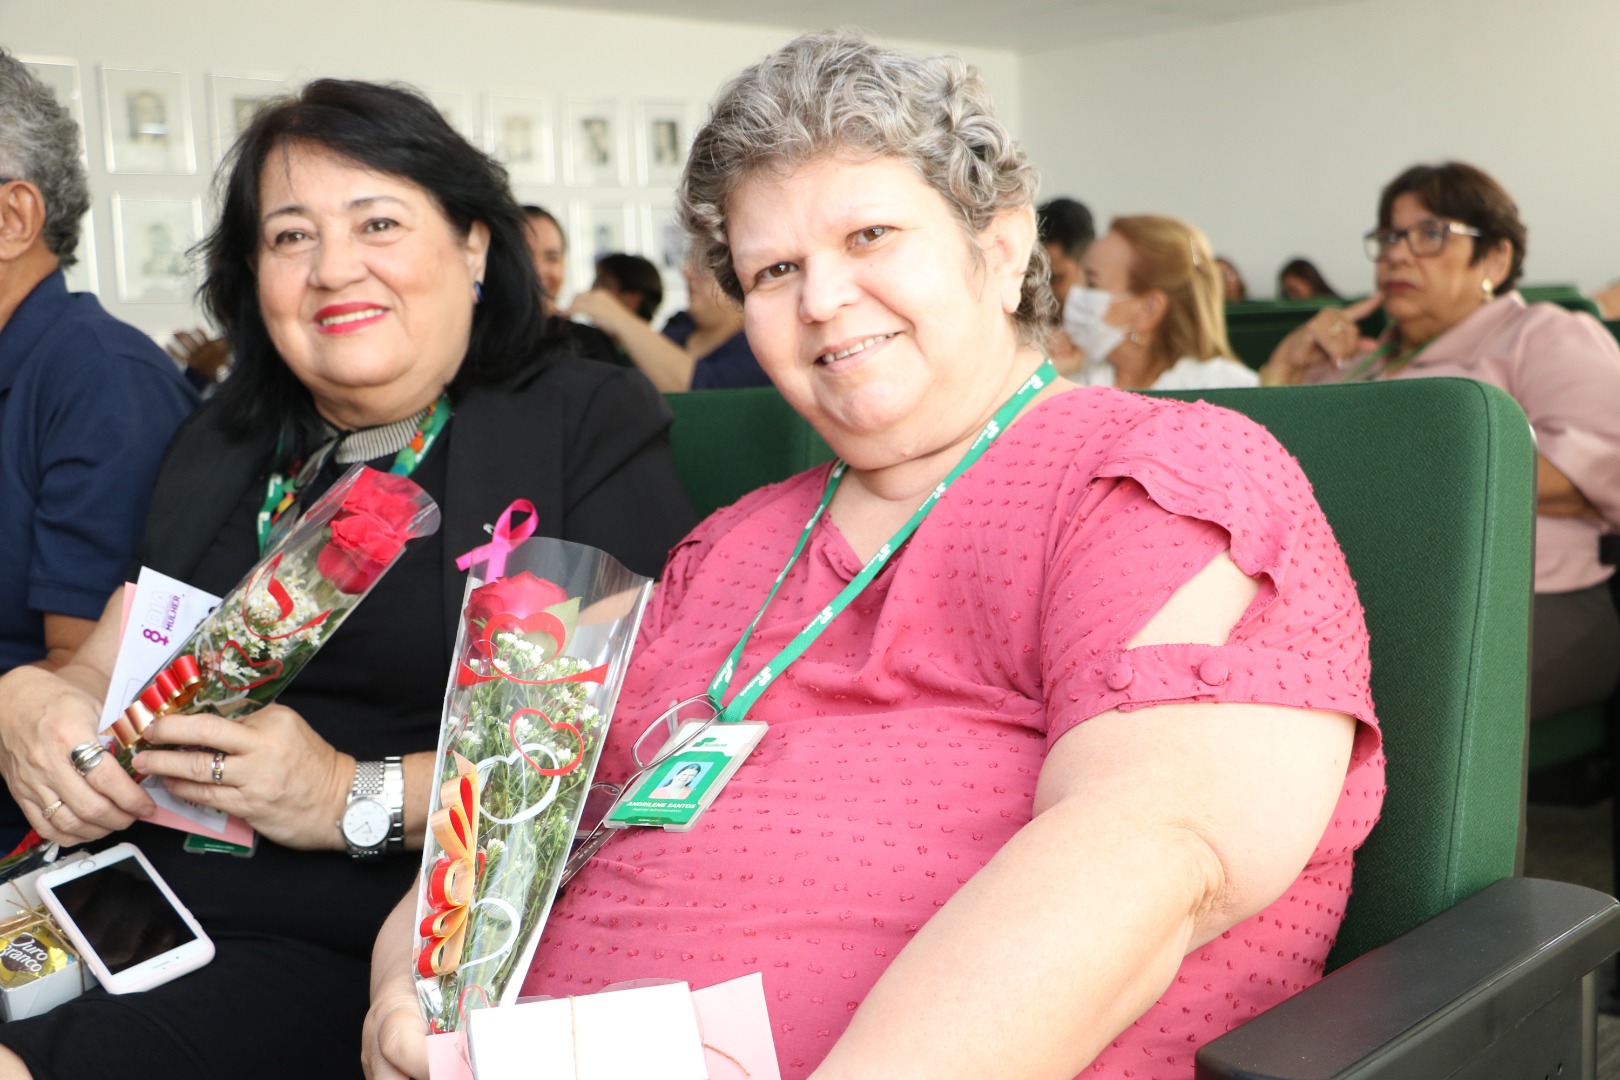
[423,88,479,144]
[100,67,195,174]
[639,202,689,319]
[62,210,99,296]
[569,201,635,292]
[209,74,285,161]
[563,100,628,187]
[639,202,687,272]
[485,94,555,185]
[112,195,202,303]
[20,56,88,160]
[634,102,694,187]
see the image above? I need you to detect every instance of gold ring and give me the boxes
[211,750,226,785]
[42,799,64,821]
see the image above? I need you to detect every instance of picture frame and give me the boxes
[209,74,285,162]
[563,100,628,187]
[569,201,636,294]
[423,88,479,145]
[485,94,555,185]
[100,67,196,174]
[639,202,688,274]
[112,195,202,303]
[62,211,99,296]
[639,202,689,318]
[20,56,87,161]
[634,102,694,187]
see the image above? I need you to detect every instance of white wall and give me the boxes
[3,0,1019,341]
[1019,0,1620,299]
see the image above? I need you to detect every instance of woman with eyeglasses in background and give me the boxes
[1261,161,1620,724]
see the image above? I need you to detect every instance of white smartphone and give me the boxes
[35,843,214,994]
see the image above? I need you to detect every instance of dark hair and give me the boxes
[521,204,565,250]
[1376,161,1526,292]
[594,253,664,320]
[1214,256,1246,301]
[200,79,545,467]
[1277,258,1339,300]
[1037,197,1095,260]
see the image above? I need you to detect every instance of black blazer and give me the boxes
[138,354,699,644]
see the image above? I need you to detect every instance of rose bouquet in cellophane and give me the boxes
[106,466,440,774]
[413,503,651,1033]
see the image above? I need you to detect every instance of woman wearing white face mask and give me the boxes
[1062,215,1258,390]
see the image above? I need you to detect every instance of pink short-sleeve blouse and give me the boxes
[523,387,1384,1080]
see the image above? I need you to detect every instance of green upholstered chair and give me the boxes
[1519,283,1604,318]
[665,387,833,519]
[1223,298,1384,371]
[662,379,1620,1078]
[1224,289,1601,371]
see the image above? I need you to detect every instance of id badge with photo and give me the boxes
[603,720,767,832]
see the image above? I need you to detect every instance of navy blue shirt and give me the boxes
[660,310,772,390]
[0,271,197,671]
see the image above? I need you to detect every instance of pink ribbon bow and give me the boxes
[454,500,538,580]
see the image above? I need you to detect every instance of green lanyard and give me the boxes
[1340,337,1430,383]
[255,393,451,553]
[707,360,1057,723]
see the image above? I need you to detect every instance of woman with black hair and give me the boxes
[0,79,695,1079]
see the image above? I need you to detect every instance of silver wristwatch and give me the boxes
[339,757,404,859]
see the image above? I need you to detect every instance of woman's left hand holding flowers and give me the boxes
[133,705,354,850]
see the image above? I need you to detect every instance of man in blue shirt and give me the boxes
[0,50,196,676]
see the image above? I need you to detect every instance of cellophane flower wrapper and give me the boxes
[107,466,441,774]
[413,538,651,1033]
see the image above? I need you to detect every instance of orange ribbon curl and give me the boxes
[416,753,484,978]
[110,653,201,753]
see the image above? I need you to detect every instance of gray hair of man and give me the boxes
[0,49,90,269]
[679,30,1054,347]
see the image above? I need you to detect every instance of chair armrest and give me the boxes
[1195,877,1620,1079]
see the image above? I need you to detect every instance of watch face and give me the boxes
[342,799,390,848]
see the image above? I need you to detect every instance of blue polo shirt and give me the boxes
[661,311,772,390]
[0,271,197,671]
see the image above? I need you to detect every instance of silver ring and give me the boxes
[69,740,106,775]
[211,750,226,785]
[42,799,64,821]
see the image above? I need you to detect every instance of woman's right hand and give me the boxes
[0,666,155,844]
[363,887,432,1080]
[1262,292,1383,385]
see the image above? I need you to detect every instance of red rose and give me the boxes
[317,512,407,594]
[340,470,427,532]
[466,571,569,625]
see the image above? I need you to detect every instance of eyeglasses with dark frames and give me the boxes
[1363,218,1482,261]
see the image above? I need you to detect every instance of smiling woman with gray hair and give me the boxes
[365,31,1382,1080]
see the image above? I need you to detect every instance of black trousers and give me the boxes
[0,934,368,1080]
[1531,580,1620,723]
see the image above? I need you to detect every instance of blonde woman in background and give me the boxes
[1062,215,1259,390]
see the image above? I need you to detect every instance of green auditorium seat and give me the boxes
[1519,283,1604,318]
[1223,298,1384,370]
[1225,287,1601,370]
[664,379,1619,1079]
[664,386,833,519]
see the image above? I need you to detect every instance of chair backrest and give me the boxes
[665,387,834,519]
[1223,298,1385,370]
[665,378,1536,971]
[1156,379,1534,967]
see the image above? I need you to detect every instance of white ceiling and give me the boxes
[514,0,1371,53]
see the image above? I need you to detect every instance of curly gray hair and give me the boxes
[0,49,89,269]
[680,31,1053,345]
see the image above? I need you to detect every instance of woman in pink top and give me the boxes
[1262,162,1620,722]
[364,32,1382,1080]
